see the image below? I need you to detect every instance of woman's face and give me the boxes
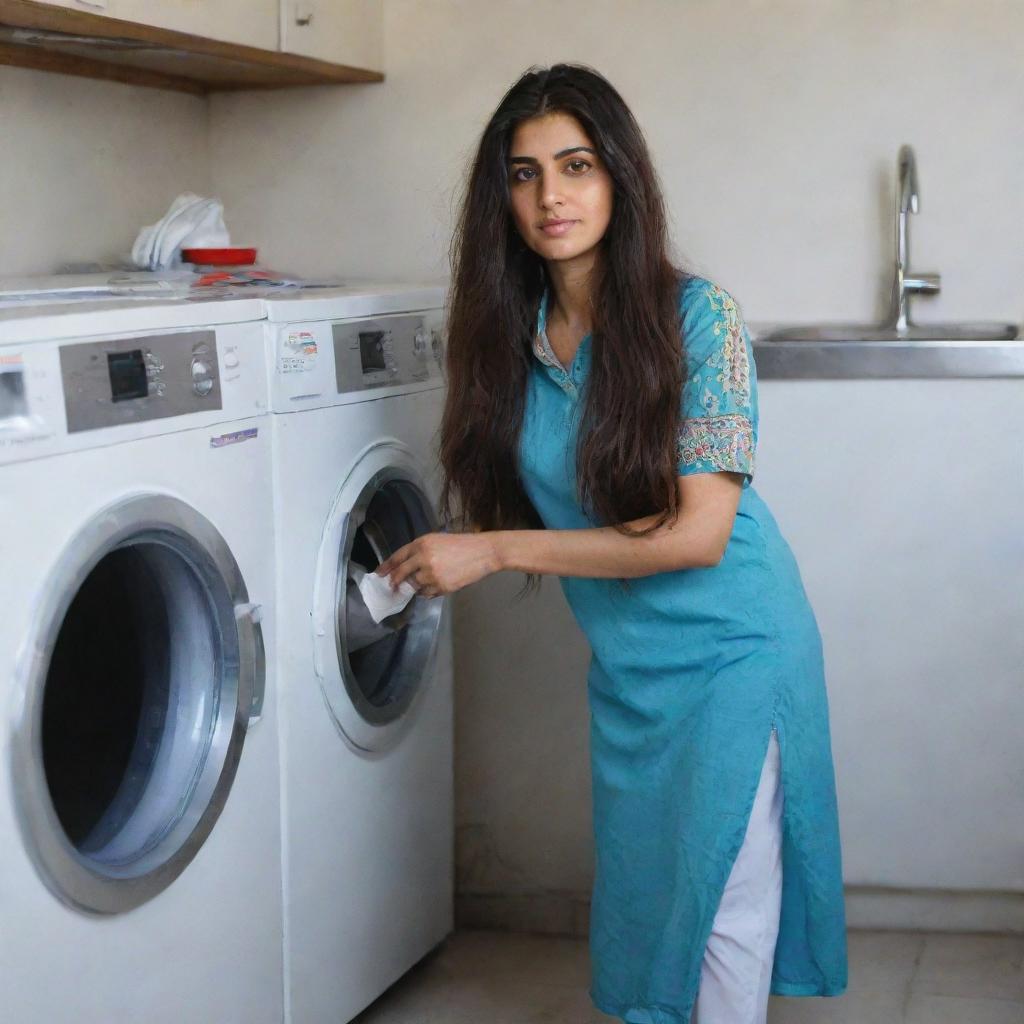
[507,112,614,266]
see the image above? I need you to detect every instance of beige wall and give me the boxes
[0,68,210,275]
[4,0,1023,929]
[208,0,1024,324]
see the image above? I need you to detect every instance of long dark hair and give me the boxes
[439,63,691,591]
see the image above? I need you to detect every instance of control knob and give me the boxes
[191,356,215,397]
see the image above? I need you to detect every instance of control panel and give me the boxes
[60,330,222,433]
[269,307,446,409]
[0,321,265,465]
[332,311,445,394]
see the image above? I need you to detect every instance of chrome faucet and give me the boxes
[885,145,941,332]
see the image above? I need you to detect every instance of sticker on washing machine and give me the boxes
[0,353,28,421]
[279,330,319,374]
[210,425,258,448]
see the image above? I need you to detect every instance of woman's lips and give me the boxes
[540,220,577,236]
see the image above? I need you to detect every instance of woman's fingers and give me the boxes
[373,535,450,596]
[376,541,415,585]
[387,553,424,591]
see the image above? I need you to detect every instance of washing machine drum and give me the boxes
[344,476,440,712]
[318,458,444,746]
[11,495,263,915]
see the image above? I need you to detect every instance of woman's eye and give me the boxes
[511,160,590,183]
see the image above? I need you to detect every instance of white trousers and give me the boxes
[691,727,784,1024]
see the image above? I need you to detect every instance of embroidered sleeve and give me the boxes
[676,280,758,485]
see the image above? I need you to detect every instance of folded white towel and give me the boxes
[356,567,419,624]
[132,192,190,269]
[131,192,231,271]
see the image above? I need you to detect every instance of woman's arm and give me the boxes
[495,471,743,578]
[376,471,743,597]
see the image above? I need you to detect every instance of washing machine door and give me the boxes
[10,493,264,915]
[312,439,444,752]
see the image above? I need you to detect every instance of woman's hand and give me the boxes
[375,531,503,598]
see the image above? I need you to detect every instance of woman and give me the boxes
[375,63,848,1024]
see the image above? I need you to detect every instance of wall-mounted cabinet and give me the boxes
[280,1,382,72]
[0,0,384,94]
[26,0,280,51]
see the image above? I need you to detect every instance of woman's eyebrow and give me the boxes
[508,146,597,164]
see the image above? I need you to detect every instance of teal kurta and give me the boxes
[517,276,848,1024]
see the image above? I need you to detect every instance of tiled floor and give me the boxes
[352,928,1024,1024]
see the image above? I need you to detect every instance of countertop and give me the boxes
[747,323,1024,378]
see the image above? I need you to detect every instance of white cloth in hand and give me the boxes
[357,568,418,624]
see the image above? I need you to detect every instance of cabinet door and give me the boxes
[280,0,382,71]
[31,0,280,51]
[108,0,279,50]
[21,0,104,10]
[755,378,1024,892]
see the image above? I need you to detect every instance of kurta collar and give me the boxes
[532,287,592,374]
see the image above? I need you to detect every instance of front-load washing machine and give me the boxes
[0,295,283,1023]
[263,284,454,1024]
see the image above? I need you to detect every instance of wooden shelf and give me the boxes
[0,0,384,95]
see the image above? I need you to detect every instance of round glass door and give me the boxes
[314,443,444,752]
[11,494,263,914]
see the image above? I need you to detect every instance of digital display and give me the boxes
[0,369,27,419]
[358,331,387,373]
[107,349,148,402]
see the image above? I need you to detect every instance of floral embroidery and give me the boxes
[533,329,564,372]
[677,413,754,477]
[685,284,751,416]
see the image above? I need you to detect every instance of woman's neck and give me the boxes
[545,257,597,338]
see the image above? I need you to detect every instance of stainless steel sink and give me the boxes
[762,146,1021,348]
[762,321,1019,343]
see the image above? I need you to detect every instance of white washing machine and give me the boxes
[263,284,454,1024]
[0,296,284,1023]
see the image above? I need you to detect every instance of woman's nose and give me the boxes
[536,173,565,210]
[540,188,565,210]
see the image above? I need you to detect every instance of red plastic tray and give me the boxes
[181,247,257,266]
